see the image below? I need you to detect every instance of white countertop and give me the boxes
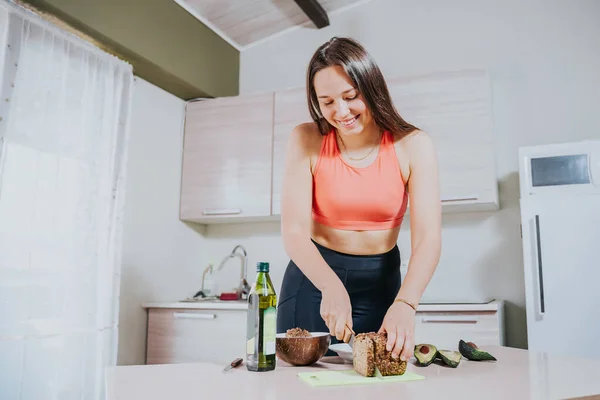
[142,299,503,312]
[106,346,600,400]
[142,299,248,310]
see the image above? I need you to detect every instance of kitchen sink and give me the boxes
[179,296,219,302]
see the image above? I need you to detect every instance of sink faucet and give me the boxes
[216,244,251,300]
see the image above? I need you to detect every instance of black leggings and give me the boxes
[276,239,401,353]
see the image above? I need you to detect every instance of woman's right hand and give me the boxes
[320,282,353,343]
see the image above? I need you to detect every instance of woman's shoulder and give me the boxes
[391,128,427,143]
[390,129,437,182]
[288,121,326,155]
[391,129,435,154]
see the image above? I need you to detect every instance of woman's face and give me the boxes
[313,65,374,136]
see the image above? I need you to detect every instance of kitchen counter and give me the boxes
[105,346,600,400]
[141,299,503,312]
[141,299,248,311]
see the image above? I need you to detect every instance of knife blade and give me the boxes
[345,324,355,349]
[223,357,243,372]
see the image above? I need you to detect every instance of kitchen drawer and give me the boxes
[146,308,247,365]
[414,310,503,350]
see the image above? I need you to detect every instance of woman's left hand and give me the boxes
[378,301,416,361]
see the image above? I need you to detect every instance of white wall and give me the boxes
[117,78,207,365]
[0,5,7,84]
[205,0,600,349]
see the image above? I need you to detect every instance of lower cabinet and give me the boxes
[144,301,504,365]
[414,301,505,349]
[146,308,247,366]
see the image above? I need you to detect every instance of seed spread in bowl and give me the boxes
[286,328,311,338]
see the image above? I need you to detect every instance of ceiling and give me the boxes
[172,0,375,50]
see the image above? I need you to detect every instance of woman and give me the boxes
[277,36,441,362]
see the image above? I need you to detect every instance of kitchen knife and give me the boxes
[222,357,243,372]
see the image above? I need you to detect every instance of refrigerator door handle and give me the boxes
[534,215,546,317]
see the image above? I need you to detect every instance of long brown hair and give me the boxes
[306,37,418,137]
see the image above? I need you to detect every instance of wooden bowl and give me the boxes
[275,332,331,366]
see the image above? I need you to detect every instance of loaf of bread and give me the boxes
[352,332,407,377]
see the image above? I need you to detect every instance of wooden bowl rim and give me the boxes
[276,332,330,339]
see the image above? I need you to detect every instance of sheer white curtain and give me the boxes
[0,1,133,399]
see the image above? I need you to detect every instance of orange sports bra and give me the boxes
[312,129,408,230]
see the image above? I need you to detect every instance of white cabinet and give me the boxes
[414,301,504,350]
[387,70,499,212]
[144,301,503,365]
[179,92,274,223]
[146,308,247,365]
[179,69,499,223]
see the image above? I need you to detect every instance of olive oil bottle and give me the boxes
[246,261,277,372]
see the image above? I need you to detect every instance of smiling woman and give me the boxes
[277,37,442,361]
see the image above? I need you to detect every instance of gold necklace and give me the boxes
[337,133,380,161]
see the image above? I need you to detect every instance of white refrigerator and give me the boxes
[519,140,600,359]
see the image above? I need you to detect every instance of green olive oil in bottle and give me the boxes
[246,261,277,372]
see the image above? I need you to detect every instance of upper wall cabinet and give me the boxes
[272,87,312,216]
[179,70,499,224]
[387,70,499,212]
[180,92,274,223]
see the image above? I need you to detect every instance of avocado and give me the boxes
[437,350,462,368]
[458,340,497,361]
[414,344,438,366]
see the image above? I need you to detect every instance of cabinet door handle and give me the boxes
[441,195,479,203]
[202,208,242,216]
[421,315,479,323]
[534,215,545,316]
[174,313,216,320]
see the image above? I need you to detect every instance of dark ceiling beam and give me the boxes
[294,0,329,28]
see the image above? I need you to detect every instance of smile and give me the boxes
[337,115,359,127]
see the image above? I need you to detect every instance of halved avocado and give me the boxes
[414,344,437,366]
[458,340,497,361]
[437,350,462,368]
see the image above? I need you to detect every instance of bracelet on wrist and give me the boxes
[394,297,417,311]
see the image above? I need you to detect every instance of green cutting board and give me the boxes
[297,369,425,387]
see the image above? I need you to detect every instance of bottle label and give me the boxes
[246,336,255,355]
[246,293,258,358]
[263,306,276,355]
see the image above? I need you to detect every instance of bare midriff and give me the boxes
[311,221,401,255]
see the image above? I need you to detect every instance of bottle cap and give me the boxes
[256,262,270,272]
